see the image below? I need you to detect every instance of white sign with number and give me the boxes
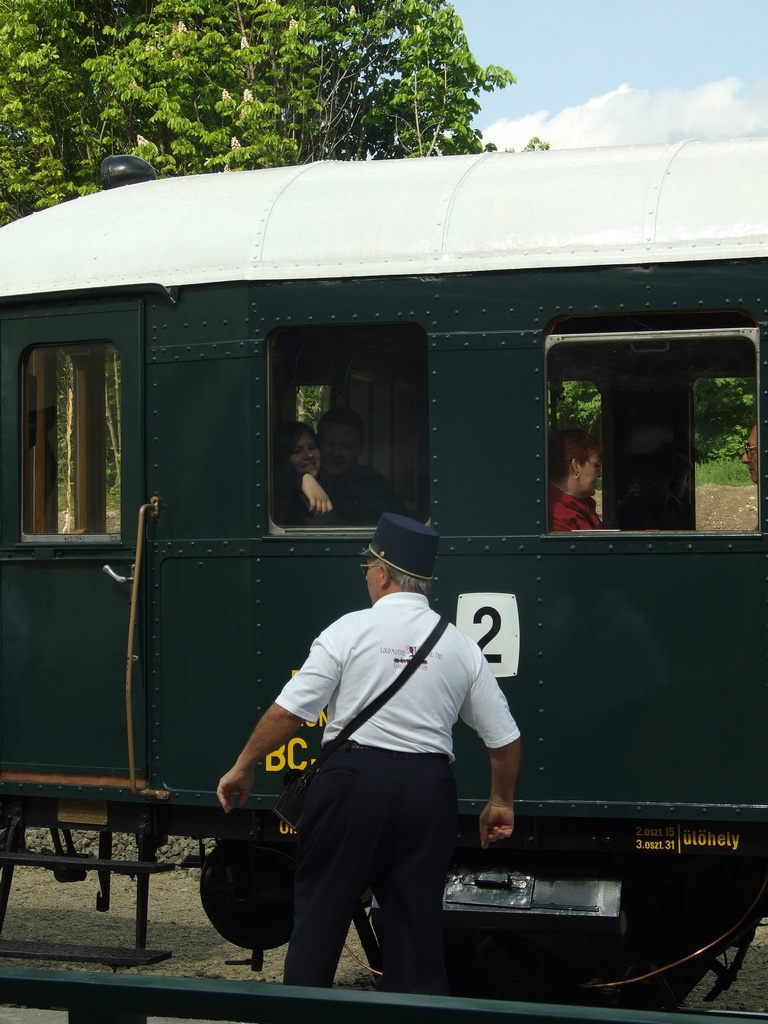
[456,593,520,678]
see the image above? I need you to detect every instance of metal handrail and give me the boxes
[0,967,745,1024]
[125,496,169,801]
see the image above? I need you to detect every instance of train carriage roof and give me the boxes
[1,137,767,297]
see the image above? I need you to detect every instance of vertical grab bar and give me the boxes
[125,496,170,800]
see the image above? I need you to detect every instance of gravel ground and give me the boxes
[595,482,758,532]
[694,483,758,532]
[685,922,768,1013]
[0,854,373,991]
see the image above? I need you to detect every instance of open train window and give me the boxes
[546,325,758,533]
[22,342,121,541]
[268,324,429,532]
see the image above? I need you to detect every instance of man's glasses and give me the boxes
[743,444,758,457]
[360,562,382,577]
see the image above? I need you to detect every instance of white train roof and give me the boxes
[1,137,767,297]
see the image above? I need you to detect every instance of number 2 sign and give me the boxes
[455,593,520,678]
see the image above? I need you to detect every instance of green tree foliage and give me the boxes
[549,381,602,436]
[0,0,515,223]
[0,1,109,219]
[296,384,328,431]
[497,136,551,154]
[693,377,755,461]
[550,376,756,464]
[522,136,549,151]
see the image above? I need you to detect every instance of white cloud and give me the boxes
[481,77,768,151]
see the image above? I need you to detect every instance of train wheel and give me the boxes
[200,840,295,950]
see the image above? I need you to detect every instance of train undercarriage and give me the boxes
[0,798,765,1010]
[195,814,768,1009]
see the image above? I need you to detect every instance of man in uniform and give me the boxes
[217,512,521,994]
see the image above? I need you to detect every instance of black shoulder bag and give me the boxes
[273,616,448,831]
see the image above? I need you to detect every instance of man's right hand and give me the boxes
[217,766,255,813]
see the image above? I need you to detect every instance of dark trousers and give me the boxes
[282,745,457,994]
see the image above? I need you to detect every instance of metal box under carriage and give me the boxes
[0,141,765,1006]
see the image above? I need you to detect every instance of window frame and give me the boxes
[545,326,759,536]
[21,340,123,545]
[267,322,430,535]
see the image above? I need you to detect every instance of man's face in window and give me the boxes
[319,424,363,475]
[743,424,759,483]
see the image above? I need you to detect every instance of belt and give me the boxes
[338,739,449,763]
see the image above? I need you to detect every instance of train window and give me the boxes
[546,326,758,533]
[268,324,429,531]
[22,343,121,541]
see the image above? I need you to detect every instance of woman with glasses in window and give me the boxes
[548,429,603,532]
[273,422,335,525]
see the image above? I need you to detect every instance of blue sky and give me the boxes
[450,0,768,150]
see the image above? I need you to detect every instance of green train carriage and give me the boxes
[0,138,764,1006]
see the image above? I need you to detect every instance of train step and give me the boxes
[0,851,175,875]
[0,938,171,968]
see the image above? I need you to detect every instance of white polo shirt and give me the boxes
[275,592,520,760]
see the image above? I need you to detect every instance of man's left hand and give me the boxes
[479,801,514,849]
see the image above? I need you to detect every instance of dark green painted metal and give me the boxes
[0,261,766,830]
[0,967,757,1024]
[0,304,145,784]
[134,261,768,824]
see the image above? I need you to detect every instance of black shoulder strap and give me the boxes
[308,615,449,775]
